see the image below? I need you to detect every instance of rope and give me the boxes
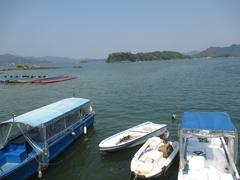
[133,175,138,180]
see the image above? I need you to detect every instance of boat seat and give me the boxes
[149,141,161,149]
[150,151,163,161]
[136,161,155,174]
[188,155,205,170]
[187,147,206,157]
[142,126,154,132]
[5,143,27,163]
[158,142,172,158]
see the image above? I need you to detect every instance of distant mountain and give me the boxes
[36,56,79,64]
[0,54,81,67]
[0,54,49,66]
[193,44,240,58]
[183,50,200,56]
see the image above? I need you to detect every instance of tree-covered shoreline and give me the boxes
[106,51,190,63]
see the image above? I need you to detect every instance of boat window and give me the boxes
[27,127,44,144]
[65,110,79,127]
[79,106,89,118]
[0,124,12,149]
[82,105,90,116]
[46,117,65,139]
[79,109,83,118]
[0,123,30,149]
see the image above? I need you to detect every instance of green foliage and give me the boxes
[106,51,190,63]
[16,65,29,69]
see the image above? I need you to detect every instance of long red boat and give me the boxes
[30,76,77,84]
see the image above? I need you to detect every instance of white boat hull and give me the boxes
[131,137,179,179]
[99,122,167,152]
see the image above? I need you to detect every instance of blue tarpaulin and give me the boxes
[181,112,236,132]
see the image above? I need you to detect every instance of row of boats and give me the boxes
[0,97,239,180]
[0,75,77,84]
[98,113,240,180]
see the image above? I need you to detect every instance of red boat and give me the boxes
[30,76,77,84]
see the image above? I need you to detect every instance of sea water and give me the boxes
[0,57,239,180]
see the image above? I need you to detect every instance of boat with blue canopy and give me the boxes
[0,97,96,179]
[178,112,239,180]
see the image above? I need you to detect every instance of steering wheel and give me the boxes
[193,151,204,156]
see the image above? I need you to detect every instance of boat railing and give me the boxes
[220,137,240,180]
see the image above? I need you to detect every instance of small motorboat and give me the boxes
[99,121,167,152]
[130,137,179,179]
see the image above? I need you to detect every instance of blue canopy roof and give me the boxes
[181,112,236,132]
[2,98,89,127]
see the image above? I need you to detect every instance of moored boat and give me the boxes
[178,112,239,180]
[0,75,76,84]
[130,137,179,179]
[30,76,77,84]
[0,97,96,179]
[99,122,167,152]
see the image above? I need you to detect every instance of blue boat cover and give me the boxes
[181,112,236,132]
[2,98,89,127]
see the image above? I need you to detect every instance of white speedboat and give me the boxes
[99,122,167,152]
[178,112,239,180]
[130,137,179,179]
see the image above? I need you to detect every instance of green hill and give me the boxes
[0,54,38,66]
[106,51,190,63]
[193,44,240,58]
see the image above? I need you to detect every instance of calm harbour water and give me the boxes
[0,58,240,180]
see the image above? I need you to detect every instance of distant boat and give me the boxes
[0,75,47,83]
[178,112,239,180]
[99,122,167,152]
[0,75,76,84]
[30,76,77,84]
[130,137,179,179]
[0,97,96,179]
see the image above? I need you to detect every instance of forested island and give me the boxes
[106,51,190,63]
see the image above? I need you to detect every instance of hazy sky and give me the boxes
[0,0,240,58]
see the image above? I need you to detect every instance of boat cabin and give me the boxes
[178,112,239,180]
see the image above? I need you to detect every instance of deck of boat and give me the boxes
[182,137,234,180]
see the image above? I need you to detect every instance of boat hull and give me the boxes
[99,126,167,152]
[130,137,179,179]
[130,153,178,179]
[1,114,95,180]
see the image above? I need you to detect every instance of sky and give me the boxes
[0,0,240,58]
